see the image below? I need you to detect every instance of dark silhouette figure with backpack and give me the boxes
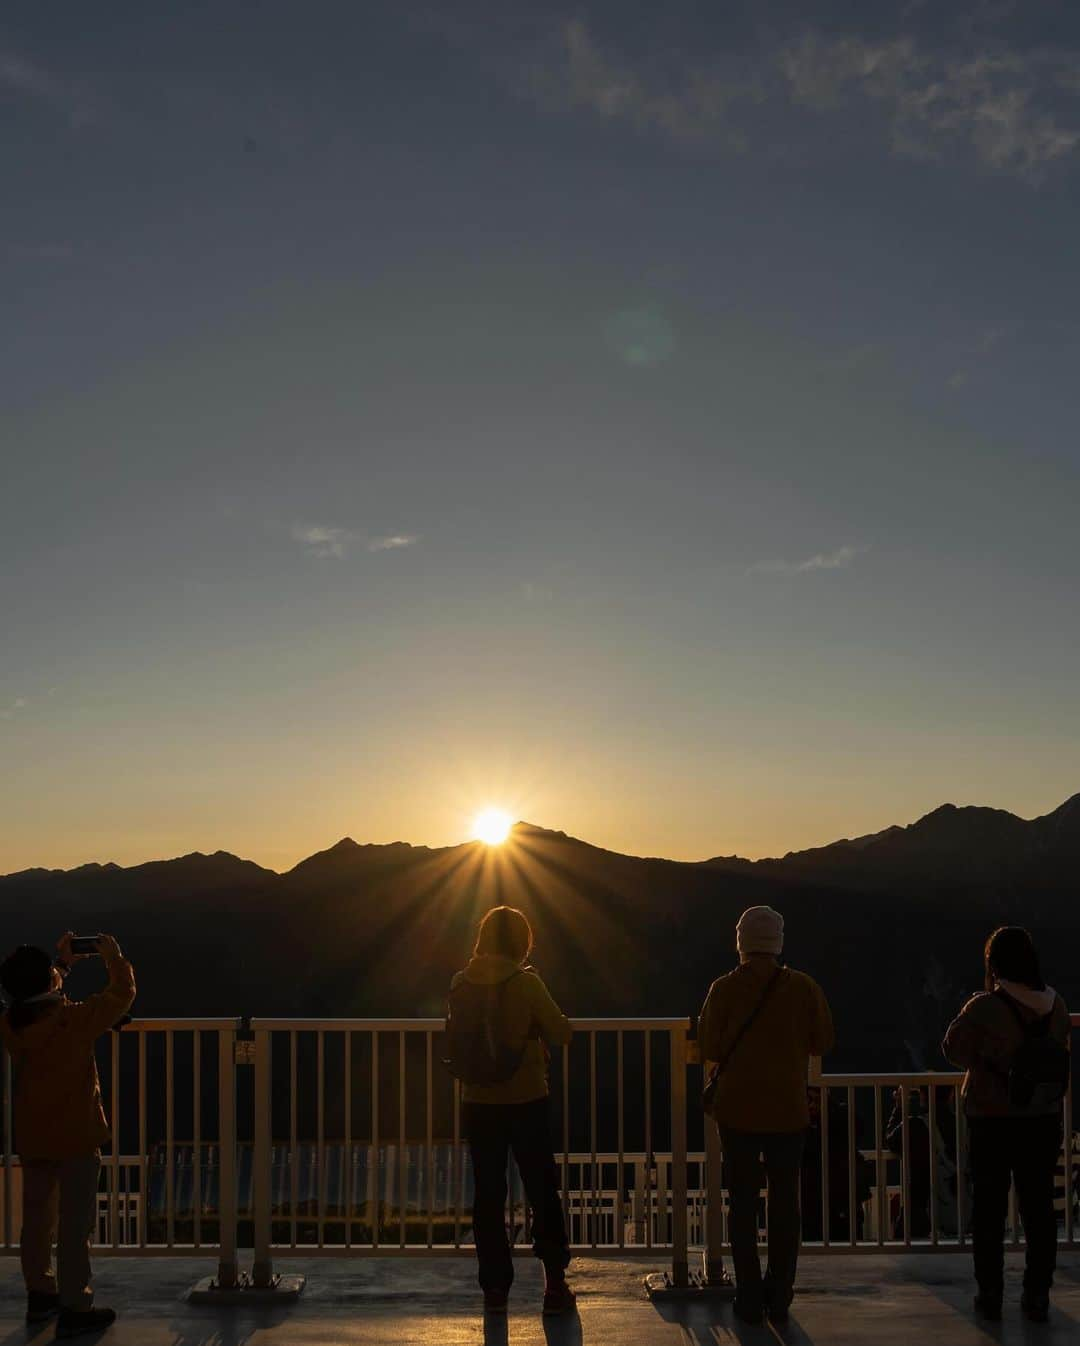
[943,925,1070,1324]
[444,906,575,1317]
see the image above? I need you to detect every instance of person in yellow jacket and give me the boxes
[449,905,575,1317]
[0,932,136,1339]
[699,906,834,1326]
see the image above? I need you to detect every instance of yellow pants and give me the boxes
[20,1154,100,1310]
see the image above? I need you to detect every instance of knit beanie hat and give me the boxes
[736,905,784,956]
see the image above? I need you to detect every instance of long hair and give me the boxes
[474,906,533,964]
[984,925,1045,992]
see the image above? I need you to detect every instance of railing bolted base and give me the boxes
[189,1273,306,1305]
[644,1263,734,1301]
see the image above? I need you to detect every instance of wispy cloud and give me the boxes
[292,524,352,559]
[779,34,1080,179]
[532,19,759,150]
[367,534,418,553]
[0,697,28,721]
[0,49,95,127]
[748,545,863,576]
[291,526,419,559]
[521,19,1080,182]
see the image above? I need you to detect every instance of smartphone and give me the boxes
[69,935,103,955]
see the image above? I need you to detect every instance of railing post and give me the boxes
[252,1027,274,1288]
[669,1025,689,1288]
[704,1115,726,1283]
[217,1024,238,1289]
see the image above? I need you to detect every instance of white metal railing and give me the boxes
[0,1013,1076,1291]
[2,1019,240,1285]
[245,1018,691,1285]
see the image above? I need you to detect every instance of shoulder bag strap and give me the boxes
[706,967,786,1083]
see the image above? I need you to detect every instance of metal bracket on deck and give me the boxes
[188,1273,306,1305]
[645,1253,733,1301]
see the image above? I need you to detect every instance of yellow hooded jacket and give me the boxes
[450,954,572,1105]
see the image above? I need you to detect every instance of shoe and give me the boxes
[483,1290,509,1314]
[1021,1293,1050,1323]
[54,1306,117,1338]
[542,1282,577,1316]
[733,1297,765,1325]
[973,1294,1002,1322]
[26,1292,60,1324]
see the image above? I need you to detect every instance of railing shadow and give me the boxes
[164,1310,293,1346]
[652,1300,811,1343]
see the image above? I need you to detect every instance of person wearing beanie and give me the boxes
[699,906,834,1326]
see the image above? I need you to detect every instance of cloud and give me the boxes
[0,697,28,721]
[291,526,418,558]
[366,534,418,553]
[780,34,1080,179]
[534,19,758,149]
[748,545,863,576]
[0,49,95,127]
[521,19,1080,182]
[292,524,352,559]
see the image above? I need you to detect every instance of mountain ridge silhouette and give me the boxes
[2,796,1077,1069]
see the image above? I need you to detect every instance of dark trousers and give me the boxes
[968,1114,1062,1301]
[464,1098,570,1293]
[720,1127,805,1313]
[21,1154,100,1310]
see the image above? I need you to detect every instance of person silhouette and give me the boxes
[943,925,1070,1324]
[699,906,834,1325]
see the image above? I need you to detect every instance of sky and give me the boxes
[3,0,1080,873]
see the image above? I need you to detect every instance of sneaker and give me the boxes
[26,1292,60,1324]
[542,1283,577,1316]
[483,1290,509,1314]
[973,1294,1003,1322]
[1021,1293,1050,1323]
[55,1306,117,1339]
[733,1297,765,1325]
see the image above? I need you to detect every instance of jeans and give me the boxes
[968,1114,1062,1301]
[464,1098,570,1293]
[20,1153,101,1310]
[719,1127,805,1312]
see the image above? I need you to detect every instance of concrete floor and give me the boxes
[0,1253,1078,1345]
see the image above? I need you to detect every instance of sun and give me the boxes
[472,807,513,846]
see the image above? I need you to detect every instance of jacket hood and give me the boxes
[0,998,67,1051]
[997,979,1058,1017]
[461,954,528,986]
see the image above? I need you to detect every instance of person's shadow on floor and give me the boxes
[542,1309,582,1346]
[482,1312,510,1346]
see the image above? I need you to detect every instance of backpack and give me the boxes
[443,971,526,1086]
[996,991,1070,1112]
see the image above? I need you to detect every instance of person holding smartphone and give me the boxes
[0,932,135,1338]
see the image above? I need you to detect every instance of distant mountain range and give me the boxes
[3,796,1079,1069]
